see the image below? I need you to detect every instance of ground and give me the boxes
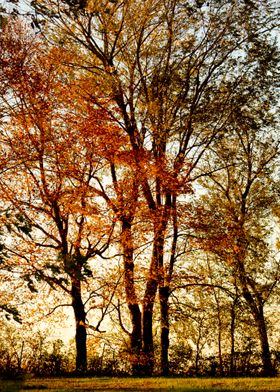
[0,377,279,392]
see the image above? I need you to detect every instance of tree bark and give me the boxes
[71,278,87,373]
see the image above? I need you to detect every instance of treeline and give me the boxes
[0,0,279,378]
[0,323,280,378]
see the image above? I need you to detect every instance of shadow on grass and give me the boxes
[0,381,48,392]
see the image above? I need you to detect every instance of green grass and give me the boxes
[0,377,279,392]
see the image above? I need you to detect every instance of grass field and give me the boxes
[0,377,279,392]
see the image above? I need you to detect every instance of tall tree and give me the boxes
[0,20,122,372]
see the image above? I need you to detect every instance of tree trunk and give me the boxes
[237,261,273,376]
[142,222,168,375]
[195,335,201,376]
[159,285,170,375]
[256,308,274,376]
[159,195,177,376]
[121,220,143,375]
[129,304,143,375]
[230,299,237,377]
[216,303,224,376]
[71,278,87,373]
[142,274,158,375]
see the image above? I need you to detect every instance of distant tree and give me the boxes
[194,117,280,375]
